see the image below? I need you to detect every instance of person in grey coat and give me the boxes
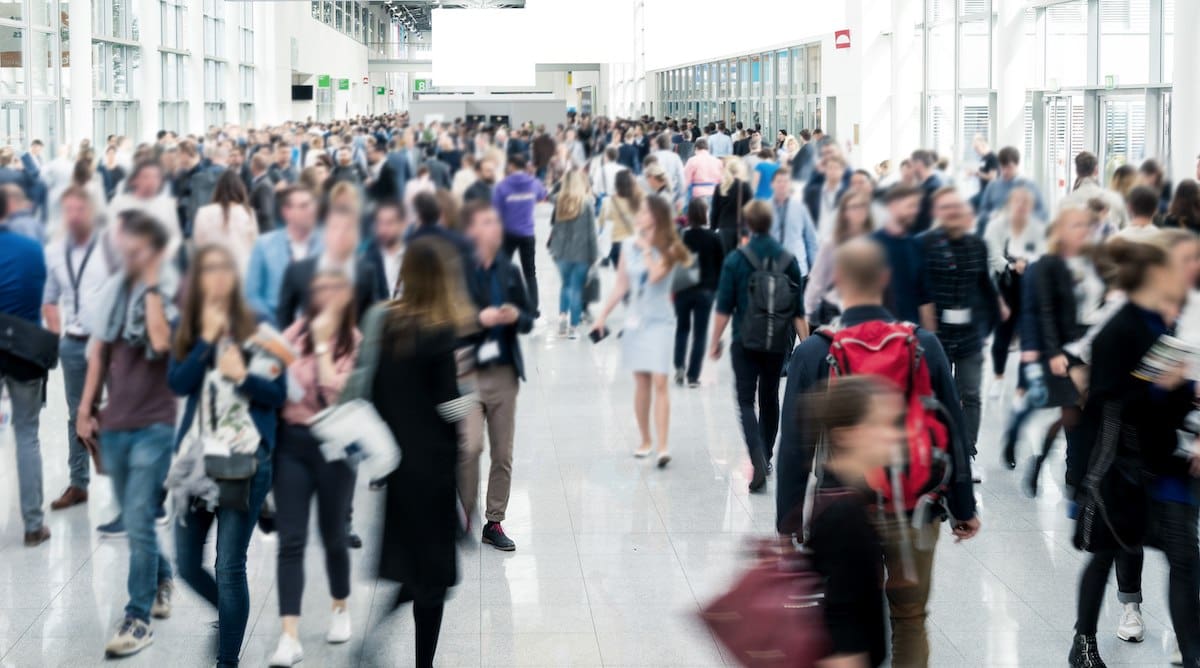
[547,170,598,338]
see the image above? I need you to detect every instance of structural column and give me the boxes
[995,0,1032,153]
[890,0,922,168]
[67,0,91,147]
[138,0,162,143]
[1170,0,1200,181]
[187,2,205,134]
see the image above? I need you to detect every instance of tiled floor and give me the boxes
[0,206,1186,666]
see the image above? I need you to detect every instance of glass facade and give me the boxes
[654,39,823,139]
[311,0,374,45]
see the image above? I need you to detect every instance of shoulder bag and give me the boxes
[0,313,59,370]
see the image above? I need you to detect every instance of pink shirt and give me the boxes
[683,150,723,198]
[281,319,362,426]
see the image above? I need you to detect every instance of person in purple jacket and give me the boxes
[492,153,547,317]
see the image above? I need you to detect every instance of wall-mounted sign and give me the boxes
[413,79,430,92]
[835,29,851,49]
[1104,74,1117,89]
[317,74,331,88]
[375,86,386,95]
[337,78,350,90]
[362,76,369,84]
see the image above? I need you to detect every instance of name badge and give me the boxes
[478,340,501,364]
[942,308,971,326]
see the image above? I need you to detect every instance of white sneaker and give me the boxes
[557,314,568,337]
[326,607,352,644]
[566,326,578,340]
[268,632,304,667]
[1117,602,1145,642]
[988,379,1004,400]
[1170,637,1183,665]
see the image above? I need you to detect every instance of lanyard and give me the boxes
[775,200,788,246]
[65,237,97,319]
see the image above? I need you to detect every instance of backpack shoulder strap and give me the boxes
[774,249,794,272]
[737,245,762,271]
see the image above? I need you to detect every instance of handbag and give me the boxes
[198,364,259,512]
[0,313,59,370]
[670,262,700,294]
[310,398,401,481]
[699,540,831,667]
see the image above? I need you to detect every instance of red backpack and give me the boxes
[816,321,955,515]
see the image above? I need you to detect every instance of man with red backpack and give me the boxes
[775,237,980,668]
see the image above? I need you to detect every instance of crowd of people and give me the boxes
[1,108,1200,668]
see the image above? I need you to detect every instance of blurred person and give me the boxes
[706,123,733,158]
[343,238,476,668]
[422,145,452,191]
[804,152,848,242]
[192,169,259,275]
[804,191,875,326]
[1061,151,1129,230]
[362,200,409,300]
[277,204,381,330]
[967,135,999,212]
[909,150,944,235]
[1164,179,1200,233]
[0,186,50,547]
[168,244,286,668]
[651,131,686,204]
[1,183,39,240]
[768,169,819,278]
[248,152,277,233]
[492,153,546,317]
[109,160,183,259]
[269,143,298,186]
[1137,158,1171,216]
[245,187,323,326]
[709,200,806,492]
[674,199,723,387]
[776,237,980,668]
[804,376,904,668]
[98,144,127,202]
[683,138,722,208]
[42,187,118,513]
[872,185,936,329]
[548,170,598,338]
[591,196,692,466]
[920,187,1003,457]
[975,147,1046,237]
[1110,164,1137,202]
[78,211,179,657]
[458,201,534,550]
[790,129,816,184]
[451,153,478,199]
[710,157,753,253]
[1116,186,1163,242]
[267,269,362,667]
[983,187,1045,394]
[463,155,498,204]
[598,169,642,267]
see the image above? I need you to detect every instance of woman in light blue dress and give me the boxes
[592,196,692,466]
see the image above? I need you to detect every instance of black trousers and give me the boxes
[502,232,539,315]
[1076,548,1146,635]
[730,342,785,468]
[673,289,714,383]
[1148,499,1200,662]
[991,276,1022,376]
[274,425,355,616]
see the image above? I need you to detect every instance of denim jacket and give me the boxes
[244,228,323,327]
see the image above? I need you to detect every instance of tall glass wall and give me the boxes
[0,0,62,150]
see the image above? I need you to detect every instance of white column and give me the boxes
[138,0,161,143]
[224,4,239,125]
[995,0,1032,152]
[890,0,922,167]
[187,2,205,134]
[68,0,92,146]
[1170,0,1200,181]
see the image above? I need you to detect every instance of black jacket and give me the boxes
[776,305,976,532]
[709,180,753,231]
[276,256,383,331]
[467,254,534,380]
[249,174,276,233]
[680,226,724,293]
[361,241,396,301]
[1034,255,1088,358]
[802,174,848,224]
[463,179,494,205]
[423,158,452,191]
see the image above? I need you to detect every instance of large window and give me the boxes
[160,51,187,132]
[160,0,185,50]
[238,3,254,124]
[312,0,374,45]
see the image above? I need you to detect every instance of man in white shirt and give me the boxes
[42,186,117,511]
[706,124,733,158]
[650,132,686,206]
[1060,151,1129,230]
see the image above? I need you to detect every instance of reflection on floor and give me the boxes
[0,207,1183,666]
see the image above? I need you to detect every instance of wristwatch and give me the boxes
[315,342,330,355]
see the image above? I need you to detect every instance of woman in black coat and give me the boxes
[352,238,477,668]
[1068,237,1200,668]
[709,158,753,254]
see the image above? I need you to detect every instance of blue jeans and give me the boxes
[555,260,590,327]
[59,337,90,489]
[2,372,44,532]
[175,452,272,667]
[101,424,175,621]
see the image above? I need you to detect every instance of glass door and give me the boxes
[1042,93,1084,209]
[1099,94,1146,181]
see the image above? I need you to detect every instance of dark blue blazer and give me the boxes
[168,340,287,453]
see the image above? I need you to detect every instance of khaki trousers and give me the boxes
[458,365,519,523]
[874,515,941,668]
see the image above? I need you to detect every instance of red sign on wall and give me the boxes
[835,29,851,49]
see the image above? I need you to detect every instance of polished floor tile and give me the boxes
[0,205,1185,666]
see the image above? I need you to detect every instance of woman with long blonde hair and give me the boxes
[709,156,753,253]
[549,169,599,337]
[592,196,692,465]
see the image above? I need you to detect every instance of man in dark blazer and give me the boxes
[360,200,408,301]
[276,205,383,330]
[248,152,277,233]
[457,198,533,552]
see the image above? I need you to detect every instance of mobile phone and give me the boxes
[589,327,610,343]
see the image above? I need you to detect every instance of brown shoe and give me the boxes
[24,526,50,547]
[50,486,88,511]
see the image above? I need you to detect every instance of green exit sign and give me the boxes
[338,78,349,90]
[413,78,430,92]
[1104,74,1117,90]
[375,86,385,95]
[317,74,331,88]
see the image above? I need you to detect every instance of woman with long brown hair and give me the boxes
[549,169,598,338]
[167,244,286,668]
[803,190,875,325]
[346,237,476,668]
[268,268,362,667]
[193,169,258,274]
[592,195,692,465]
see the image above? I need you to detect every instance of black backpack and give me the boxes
[738,245,798,353]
